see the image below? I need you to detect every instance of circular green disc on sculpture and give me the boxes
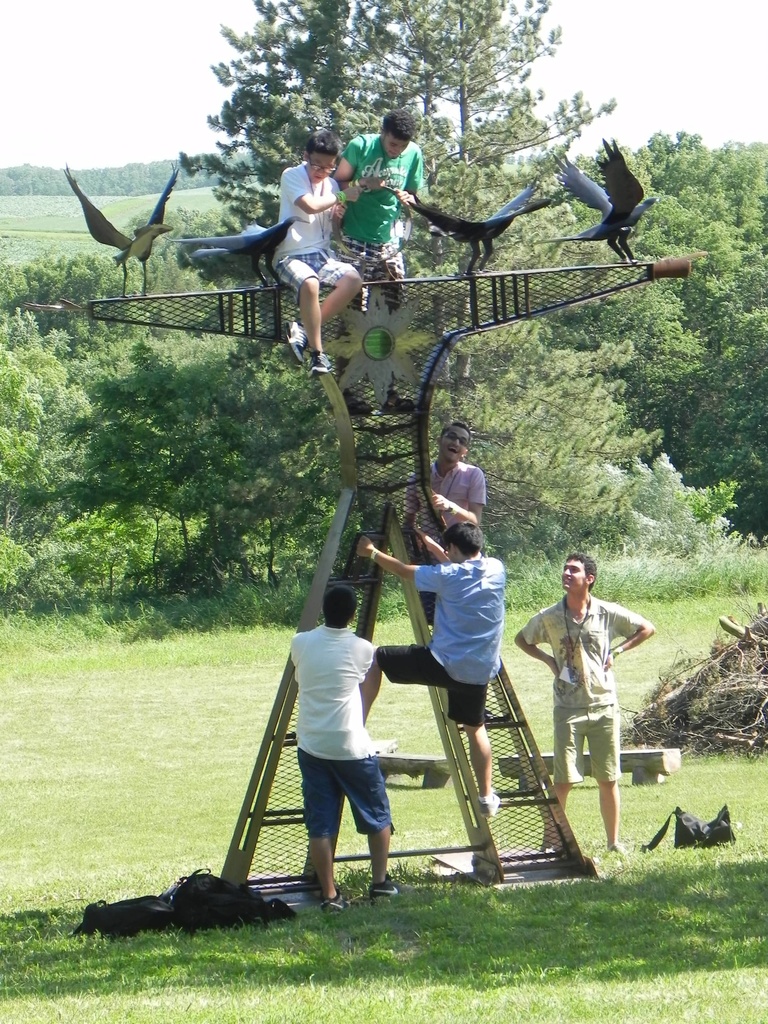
[362,326,395,360]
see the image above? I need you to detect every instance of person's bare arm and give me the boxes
[514,630,558,676]
[356,535,417,581]
[294,183,362,215]
[334,157,356,190]
[431,494,483,525]
[414,529,450,564]
[605,617,656,668]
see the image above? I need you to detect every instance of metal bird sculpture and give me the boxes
[553,140,659,262]
[406,186,552,274]
[173,218,298,285]
[65,163,178,295]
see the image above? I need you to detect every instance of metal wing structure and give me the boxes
[554,140,659,262]
[174,217,298,284]
[411,187,551,273]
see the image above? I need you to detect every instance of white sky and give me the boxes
[2,0,765,170]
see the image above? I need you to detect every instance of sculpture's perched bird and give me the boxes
[65,164,178,294]
[173,218,298,285]
[553,140,659,262]
[408,186,551,274]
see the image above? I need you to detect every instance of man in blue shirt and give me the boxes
[356,522,505,816]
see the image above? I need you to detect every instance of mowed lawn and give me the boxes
[1,595,767,1023]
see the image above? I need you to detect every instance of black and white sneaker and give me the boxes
[285,321,308,363]
[321,890,349,913]
[369,875,400,899]
[310,351,333,375]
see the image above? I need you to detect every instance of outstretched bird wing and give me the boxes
[412,188,550,239]
[487,190,551,225]
[173,229,266,251]
[65,166,132,250]
[173,218,297,254]
[555,157,613,217]
[187,247,232,261]
[175,218,298,283]
[147,164,179,226]
[409,196,471,237]
[598,139,644,222]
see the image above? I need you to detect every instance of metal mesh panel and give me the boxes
[247,728,309,881]
[90,286,281,340]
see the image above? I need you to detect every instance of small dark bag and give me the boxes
[642,804,736,852]
[72,895,175,938]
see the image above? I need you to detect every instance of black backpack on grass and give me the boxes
[73,895,175,938]
[73,869,294,938]
[167,869,295,933]
[642,805,735,852]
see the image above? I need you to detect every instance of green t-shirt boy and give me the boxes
[335,111,425,246]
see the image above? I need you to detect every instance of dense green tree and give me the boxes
[182,0,361,223]
[545,134,768,535]
[428,320,657,555]
[72,339,336,593]
[0,311,90,596]
[0,162,217,196]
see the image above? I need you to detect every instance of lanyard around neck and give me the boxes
[562,595,589,667]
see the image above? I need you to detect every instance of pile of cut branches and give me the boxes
[629,607,768,754]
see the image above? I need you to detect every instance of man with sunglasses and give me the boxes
[405,421,487,540]
[274,129,363,374]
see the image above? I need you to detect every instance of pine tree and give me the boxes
[183,0,611,231]
[182,0,364,223]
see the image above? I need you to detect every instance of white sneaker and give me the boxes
[285,321,308,363]
[478,792,501,817]
[607,842,628,854]
[310,350,333,375]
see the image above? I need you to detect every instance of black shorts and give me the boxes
[376,645,488,726]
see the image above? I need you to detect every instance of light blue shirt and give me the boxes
[415,557,506,684]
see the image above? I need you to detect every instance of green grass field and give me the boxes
[2,594,766,1023]
[0,188,222,264]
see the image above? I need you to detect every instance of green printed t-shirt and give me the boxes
[340,133,425,244]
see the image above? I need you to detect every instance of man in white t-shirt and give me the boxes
[274,130,363,374]
[291,584,398,911]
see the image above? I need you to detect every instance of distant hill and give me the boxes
[0,186,225,265]
[0,161,219,196]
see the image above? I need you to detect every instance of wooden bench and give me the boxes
[372,739,398,755]
[377,752,452,789]
[498,748,682,787]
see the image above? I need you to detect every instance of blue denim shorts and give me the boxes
[298,747,392,838]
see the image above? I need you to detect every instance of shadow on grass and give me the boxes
[4,854,767,997]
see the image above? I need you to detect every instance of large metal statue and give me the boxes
[83,249,695,891]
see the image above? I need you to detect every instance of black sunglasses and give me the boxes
[443,430,470,446]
